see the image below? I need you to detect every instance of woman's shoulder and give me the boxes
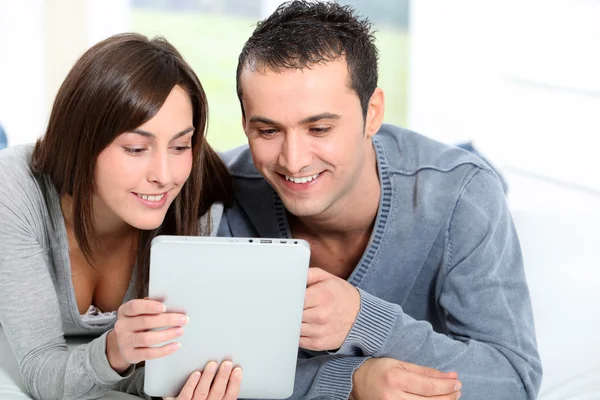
[0,144,37,184]
[0,144,52,229]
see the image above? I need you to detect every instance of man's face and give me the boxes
[239,58,383,219]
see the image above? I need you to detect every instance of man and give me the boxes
[218,1,542,399]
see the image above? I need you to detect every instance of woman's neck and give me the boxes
[60,195,136,252]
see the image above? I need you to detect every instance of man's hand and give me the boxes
[351,358,462,400]
[300,267,361,351]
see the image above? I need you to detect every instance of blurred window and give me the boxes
[131,0,409,151]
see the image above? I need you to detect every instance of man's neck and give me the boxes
[288,183,379,279]
[289,191,379,242]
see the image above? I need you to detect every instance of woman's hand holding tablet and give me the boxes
[108,297,244,399]
[164,361,242,400]
[107,299,187,372]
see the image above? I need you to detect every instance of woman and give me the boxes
[0,33,240,400]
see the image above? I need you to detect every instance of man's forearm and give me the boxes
[333,289,540,399]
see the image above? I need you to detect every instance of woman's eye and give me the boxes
[123,147,146,155]
[172,146,192,153]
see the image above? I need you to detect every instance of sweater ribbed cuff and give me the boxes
[87,330,135,385]
[336,289,398,357]
[316,356,370,399]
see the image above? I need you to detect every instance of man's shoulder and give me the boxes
[374,124,490,175]
[219,144,263,180]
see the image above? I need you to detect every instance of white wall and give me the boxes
[261,0,285,17]
[409,1,600,396]
[0,0,45,146]
[408,0,600,193]
[0,0,129,146]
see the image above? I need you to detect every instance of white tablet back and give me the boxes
[144,236,310,399]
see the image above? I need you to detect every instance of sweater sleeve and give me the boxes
[241,353,370,400]
[291,354,369,400]
[112,368,151,399]
[0,183,135,399]
[332,169,542,400]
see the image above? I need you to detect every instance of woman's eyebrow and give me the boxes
[130,127,195,140]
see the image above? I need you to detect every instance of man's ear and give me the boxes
[365,87,385,139]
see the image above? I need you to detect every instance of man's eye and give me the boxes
[259,128,278,136]
[311,127,331,135]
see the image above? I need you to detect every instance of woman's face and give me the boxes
[94,85,195,231]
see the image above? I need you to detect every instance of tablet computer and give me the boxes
[144,236,311,399]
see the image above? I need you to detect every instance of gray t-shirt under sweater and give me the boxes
[0,145,221,400]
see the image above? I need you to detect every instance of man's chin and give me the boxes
[279,198,324,218]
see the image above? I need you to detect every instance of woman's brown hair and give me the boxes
[31,33,232,298]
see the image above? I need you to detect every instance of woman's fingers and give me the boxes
[223,367,243,400]
[206,361,233,400]
[131,326,184,348]
[113,298,188,364]
[174,371,201,400]
[128,341,182,363]
[118,299,165,318]
[127,312,189,332]
[192,362,218,400]
[172,362,243,400]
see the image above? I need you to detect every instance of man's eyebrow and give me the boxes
[130,127,195,140]
[248,116,279,125]
[299,113,341,124]
[248,113,341,126]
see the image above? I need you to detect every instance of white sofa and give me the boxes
[512,211,600,399]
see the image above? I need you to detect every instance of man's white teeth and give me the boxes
[285,173,320,184]
[136,193,165,202]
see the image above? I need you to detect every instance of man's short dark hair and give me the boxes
[236,0,379,119]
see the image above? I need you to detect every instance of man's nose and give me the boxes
[278,132,312,175]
